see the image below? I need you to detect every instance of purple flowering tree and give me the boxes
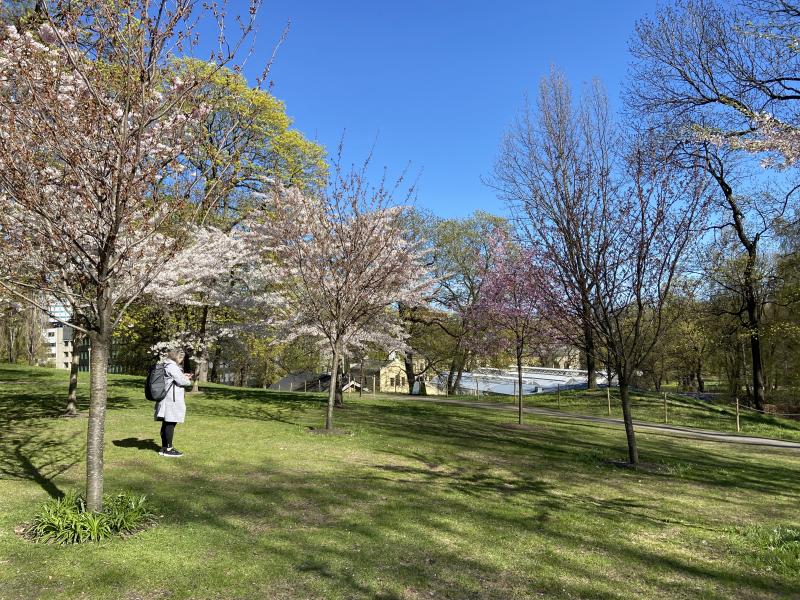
[471,234,556,424]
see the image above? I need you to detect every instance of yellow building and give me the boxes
[379,354,446,395]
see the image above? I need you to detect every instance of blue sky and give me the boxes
[222,1,661,218]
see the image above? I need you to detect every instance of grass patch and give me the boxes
[0,364,799,599]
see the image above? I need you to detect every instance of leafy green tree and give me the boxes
[178,60,326,227]
[426,212,508,394]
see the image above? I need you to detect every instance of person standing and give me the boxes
[154,349,193,457]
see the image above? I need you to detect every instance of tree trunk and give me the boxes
[618,374,639,466]
[743,282,765,409]
[404,351,416,394]
[446,355,459,395]
[749,331,765,410]
[714,174,765,409]
[740,340,752,400]
[7,326,17,363]
[86,329,111,512]
[210,345,221,382]
[64,331,82,417]
[192,305,209,393]
[516,348,524,425]
[696,360,705,393]
[359,358,364,397]
[583,311,597,389]
[326,344,341,430]
[452,353,466,394]
[334,356,344,407]
[198,356,209,383]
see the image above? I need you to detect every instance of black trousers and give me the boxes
[160,421,177,449]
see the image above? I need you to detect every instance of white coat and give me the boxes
[154,359,191,423]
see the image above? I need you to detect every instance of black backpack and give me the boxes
[145,362,173,402]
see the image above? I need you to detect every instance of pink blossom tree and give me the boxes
[245,163,432,431]
[0,1,262,511]
[147,225,258,392]
[470,235,556,424]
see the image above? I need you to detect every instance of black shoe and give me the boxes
[159,447,183,457]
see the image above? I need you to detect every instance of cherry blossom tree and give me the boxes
[0,0,262,511]
[470,234,556,424]
[147,225,259,391]
[245,163,432,430]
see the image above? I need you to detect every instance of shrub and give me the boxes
[25,490,155,544]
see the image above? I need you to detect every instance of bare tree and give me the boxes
[491,69,617,389]
[628,0,800,409]
[586,137,710,465]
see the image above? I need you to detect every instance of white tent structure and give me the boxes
[428,366,612,396]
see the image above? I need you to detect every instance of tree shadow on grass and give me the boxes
[529,417,800,498]
[4,374,798,597]
[352,401,800,500]
[0,429,81,499]
[0,390,130,500]
[110,451,797,600]
[0,368,133,499]
[190,386,325,426]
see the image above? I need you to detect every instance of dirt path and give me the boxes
[394,396,800,449]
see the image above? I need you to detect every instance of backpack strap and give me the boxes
[162,359,176,401]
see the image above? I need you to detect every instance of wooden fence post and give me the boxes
[607,386,611,416]
[304,380,307,393]
[557,384,561,409]
[475,378,479,397]
[373,375,376,396]
[664,392,668,423]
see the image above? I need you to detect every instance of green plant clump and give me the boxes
[745,524,800,575]
[25,491,155,545]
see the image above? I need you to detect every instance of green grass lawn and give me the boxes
[1,364,799,599]
[441,387,800,443]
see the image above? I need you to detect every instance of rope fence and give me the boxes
[725,401,800,417]
[541,387,800,435]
